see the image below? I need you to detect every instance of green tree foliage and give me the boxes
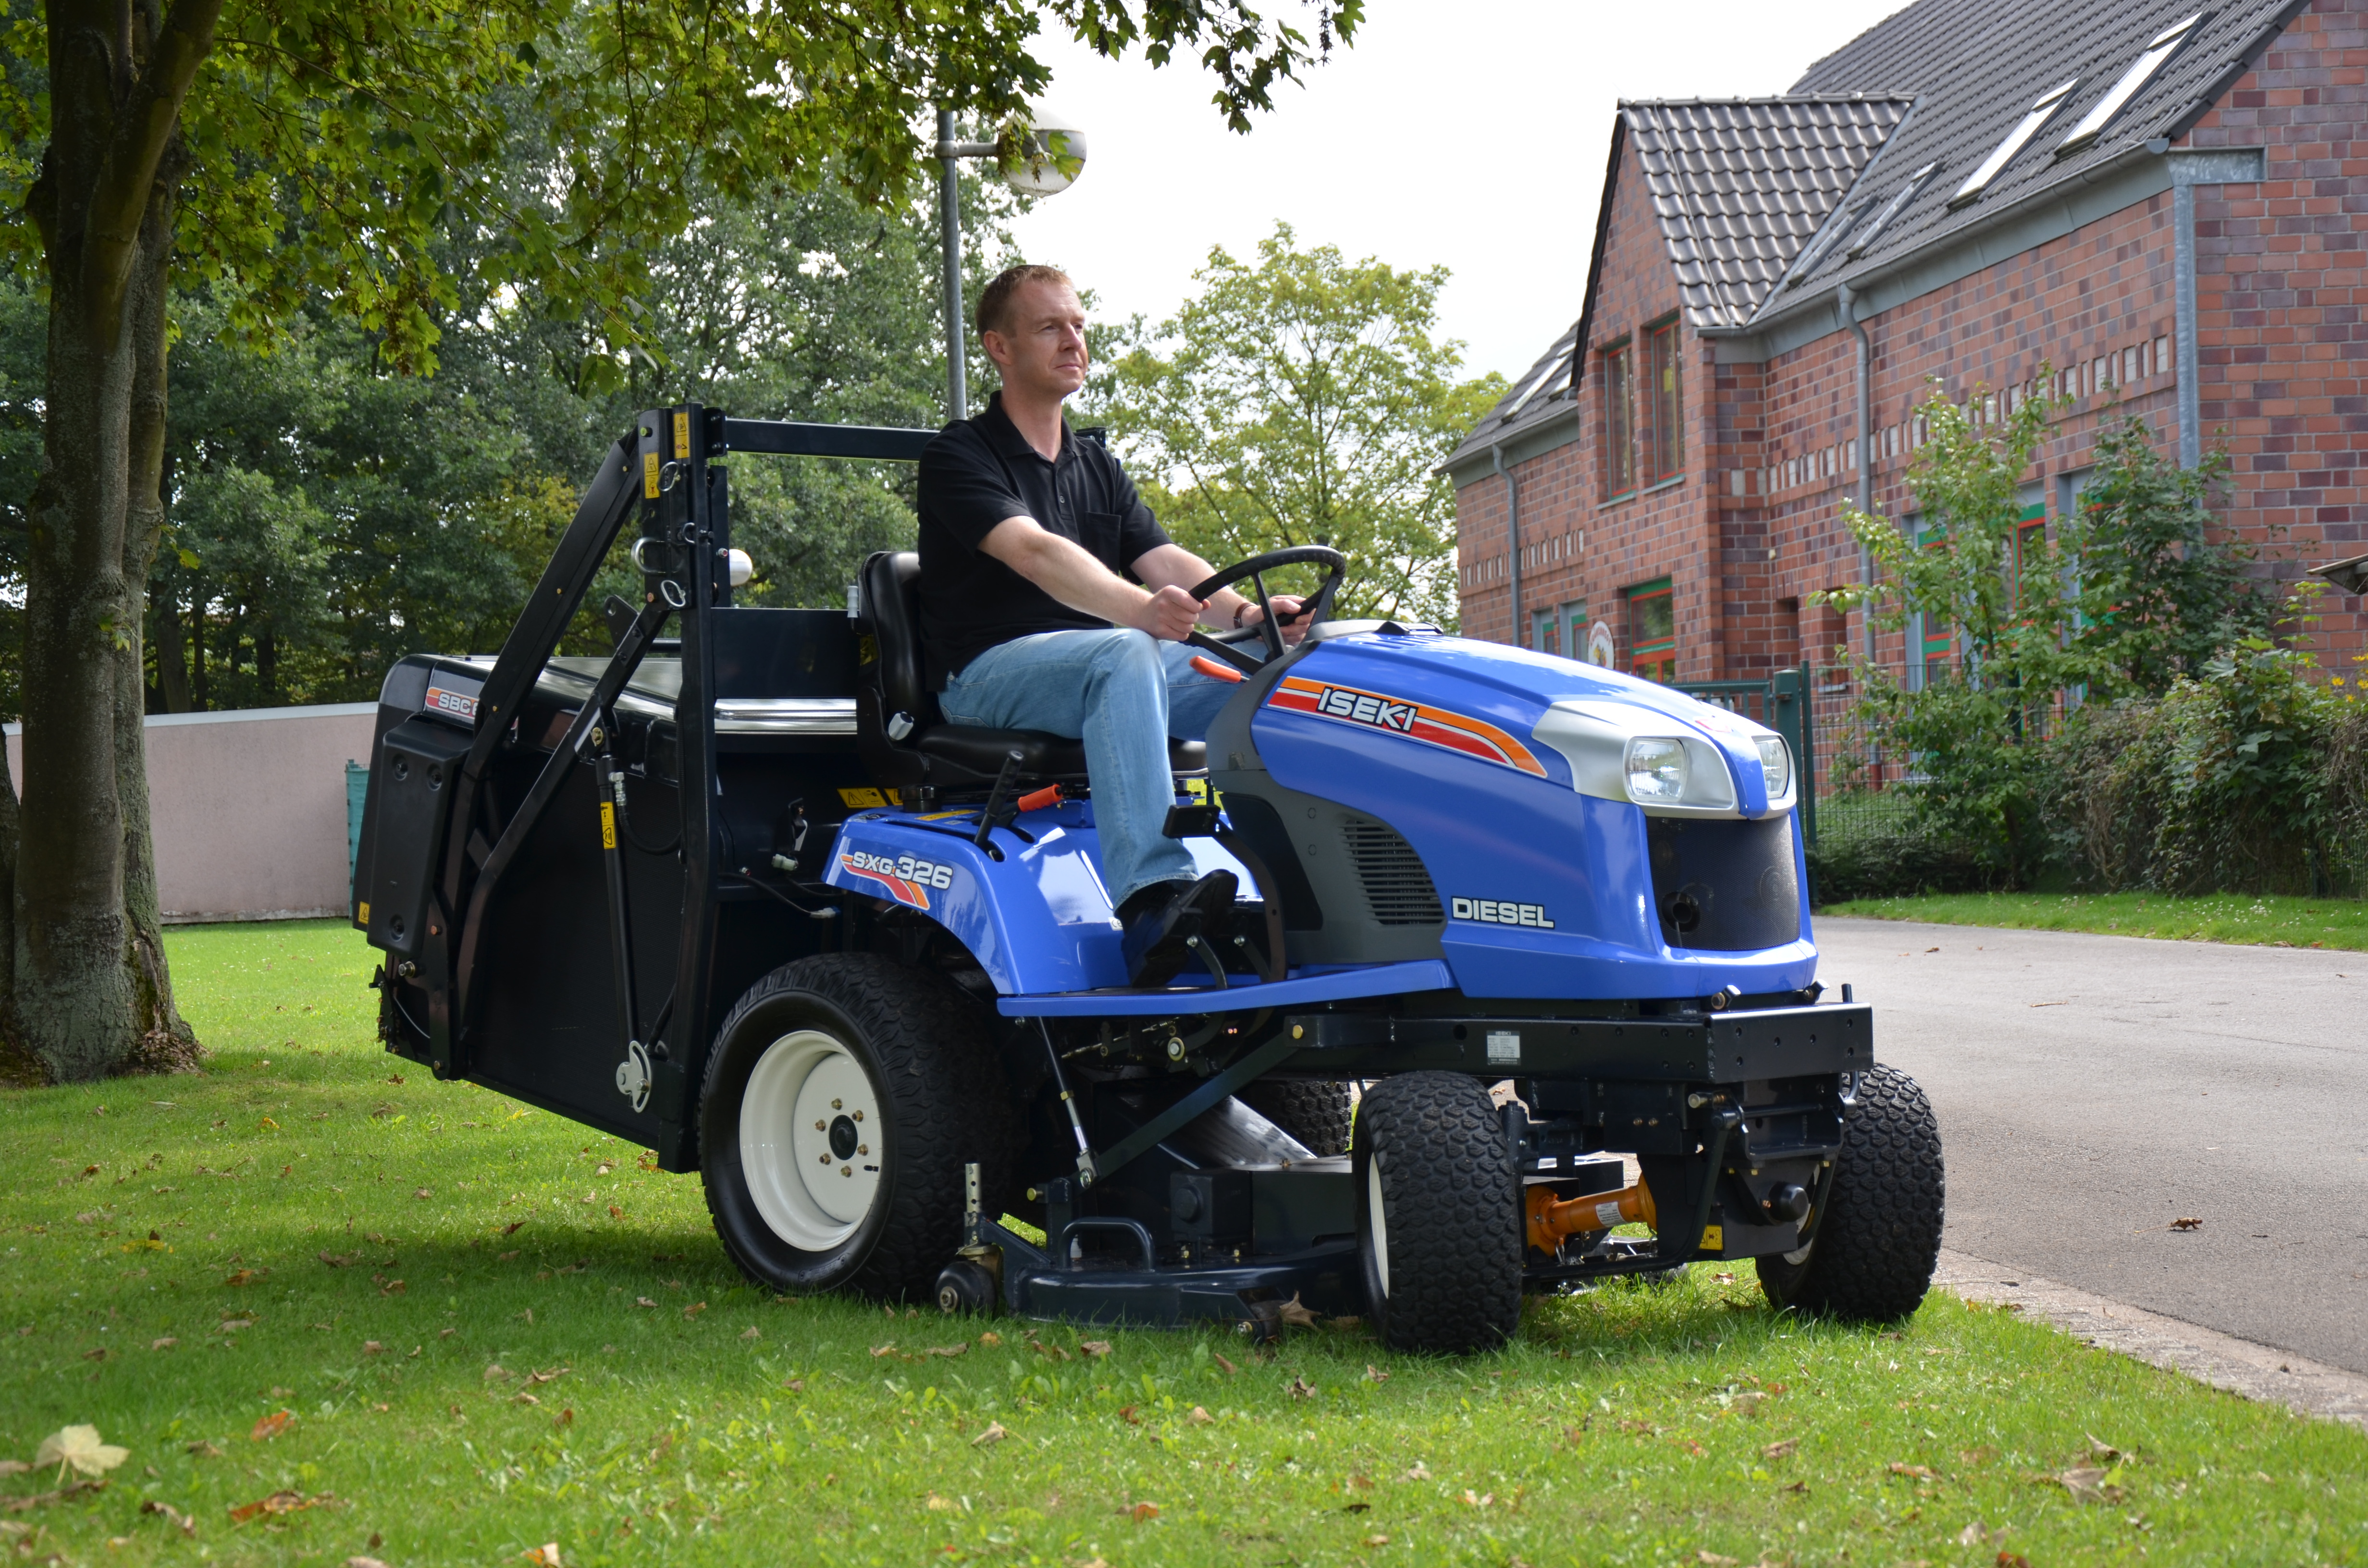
[1814,382,2284,891]
[1096,224,1502,628]
[0,0,1365,1081]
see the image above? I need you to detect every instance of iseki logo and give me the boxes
[1316,686,1417,733]
[1451,897,1555,929]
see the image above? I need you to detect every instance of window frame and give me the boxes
[1599,336,1636,499]
[1949,77,2082,208]
[1627,577,1677,683]
[2058,12,2208,156]
[1642,316,1684,485]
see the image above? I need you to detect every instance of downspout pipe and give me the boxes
[1838,282,1874,666]
[1492,444,1523,648]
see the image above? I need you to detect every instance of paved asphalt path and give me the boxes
[1813,918,2368,1375]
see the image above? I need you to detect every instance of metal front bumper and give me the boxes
[1269,1002,1872,1084]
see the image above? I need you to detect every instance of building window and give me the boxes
[1562,602,1589,663]
[1601,339,1634,497]
[1643,318,1682,484]
[1532,609,1558,654]
[1628,577,1677,683]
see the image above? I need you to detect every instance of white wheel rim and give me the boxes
[1366,1152,1390,1298]
[739,1029,884,1251]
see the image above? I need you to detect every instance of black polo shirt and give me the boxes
[916,392,1172,687]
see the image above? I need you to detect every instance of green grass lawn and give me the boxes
[5,921,2364,1566]
[1822,890,2368,951]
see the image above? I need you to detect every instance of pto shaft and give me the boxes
[1526,1177,1657,1253]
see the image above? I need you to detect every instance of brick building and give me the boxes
[1448,0,2366,685]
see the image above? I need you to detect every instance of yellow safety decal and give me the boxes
[838,787,887,808]
[599,801,617,850]
[357,901,370,925]
[1699,1225,1723,1252]
[642,451,660,499]
[1183,777,1219,806]
[673,410,691,458]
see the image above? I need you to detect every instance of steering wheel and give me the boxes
[1184,545,1348,674]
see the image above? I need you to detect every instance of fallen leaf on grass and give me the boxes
[1287,1376,1317,1400]
[1343,1501,1370,1513]
[554,1408,574,1429]
[925,1493,958,1512]
[1276,1293,1320,1328]
[634,1298,658,1310]
[1401,1462,1431,1482]
[140,1497,196,1535]
[521,1544,563,1567]
[740,1327,760,1341]
[250,1412,292,1443]
[1118,1406,1139,1426]
[1996,1554,2030,1568]
[185,1441,223,1458]
[33,1426,128,1480]
[219,1314,256,1332]
[1187,1406,1213,1425]
[1364,1363,1389,1384]
[1127,1502,1159,1522]
[82,1347,109,1362]
[977,1331,1001,1346]
[227,1490,336,1523]
[413,1188,433,1200]
[1361,1534,1390,1548]
[2054,1466,2124,1504]
[319,1251,359,1268]
[1699,1554,1739,1566]
[1957,1522,1994,1546]
[1764,1440,1797,1459]
[348,1558,391,1568]
[970,1422,1007,1448]
[222,1268,268,1286]
[682,1302,706,1320]
[1079,1339,1112,1358]
[484,1364,512,1382]
[513,1392,541,1406]
[870,1343,897,1358]
[1212,1350,1240,1375]
[362,1341,383,1356]
[920,1344,968,1359]
[1888,1462,1937,1480]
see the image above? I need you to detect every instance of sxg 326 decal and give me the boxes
[839,848,957,910]
[1267,675,1546,777]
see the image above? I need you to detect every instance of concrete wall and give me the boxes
[5,702,377,923]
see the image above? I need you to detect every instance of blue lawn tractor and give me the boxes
[350,409,1943,1353]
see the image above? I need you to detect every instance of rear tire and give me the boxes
[700,954,1019,1301]
[1240,1078,1356,1156]
[1757,1063,1943,1322]
[1353,1072,1521,1354]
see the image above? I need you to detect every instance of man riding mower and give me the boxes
[349,267,1943,1353]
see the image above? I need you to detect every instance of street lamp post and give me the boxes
[932,110,1089,424]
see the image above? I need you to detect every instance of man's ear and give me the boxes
[979,329,1011,371]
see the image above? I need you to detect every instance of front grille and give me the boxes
[1341,816,1443,926]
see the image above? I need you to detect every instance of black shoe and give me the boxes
[1119,871,1239,987]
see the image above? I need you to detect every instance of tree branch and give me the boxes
[79,0,222,344]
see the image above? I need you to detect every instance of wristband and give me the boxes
[1232,601,1249,629]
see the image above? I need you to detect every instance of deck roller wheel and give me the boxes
[1756,1063,1944,1322]
[700,954,1019,1301]
[1353,1072,1523,1354]
[1239,1078,1356,1157]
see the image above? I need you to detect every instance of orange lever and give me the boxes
[1526,1178,1657,1253]
[1015,783,1064,813]
[1189,654,1246,683]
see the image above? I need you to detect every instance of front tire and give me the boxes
[700,954,1019,1300]
[1757,1063,1943,1322]
[1353,1073,1522,1354]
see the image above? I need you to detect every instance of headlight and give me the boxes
[1625,737,1690,803]
[1756,735,1791,800]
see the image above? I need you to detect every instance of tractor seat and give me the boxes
[855,551,1206,792]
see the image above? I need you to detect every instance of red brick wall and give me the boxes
[1456,0,2368,675]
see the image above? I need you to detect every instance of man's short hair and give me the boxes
[976,264,1074,338]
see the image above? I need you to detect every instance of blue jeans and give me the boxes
[939,630,1234,906]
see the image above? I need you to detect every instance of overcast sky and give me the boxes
[1005,0,1911,387]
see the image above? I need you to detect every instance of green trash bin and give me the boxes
[346,759,371,885]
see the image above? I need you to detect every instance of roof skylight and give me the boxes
[1501,348,1573,423]
[1949,78,2081,208]
[2057,12,2209,156]
[1849,162,1942,258]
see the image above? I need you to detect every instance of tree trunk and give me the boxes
[16,0,222,1082]
[118,156,198,1074]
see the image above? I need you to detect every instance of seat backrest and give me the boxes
[858,550,927,721]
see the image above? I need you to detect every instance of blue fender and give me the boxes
[820,802,1250,995]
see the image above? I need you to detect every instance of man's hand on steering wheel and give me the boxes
[1233,595,1309,646]
[1131,584,1205,641]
